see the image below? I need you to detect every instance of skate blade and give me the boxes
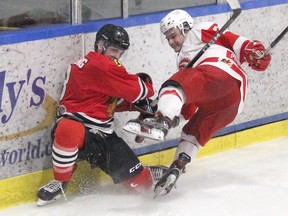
[153,174,177,199]
[153,187,168,199]
[123,122,164,141]
[37,194,62,207]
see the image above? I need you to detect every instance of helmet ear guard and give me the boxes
[160,9,193,35]
[94,24,130,51]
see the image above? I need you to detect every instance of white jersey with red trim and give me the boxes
[177,22,250,113]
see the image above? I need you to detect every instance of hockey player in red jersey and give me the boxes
[124,9,271,197]
[37,24,167,206]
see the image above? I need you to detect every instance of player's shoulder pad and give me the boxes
[109,56,123,67]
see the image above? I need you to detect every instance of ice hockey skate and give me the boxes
[37,180,68,206]
[153,167,180,198]
[123,114,179,141]
[153,152,191,199]
[148,165,169,181]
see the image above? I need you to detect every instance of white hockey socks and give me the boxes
[175,138,201,162]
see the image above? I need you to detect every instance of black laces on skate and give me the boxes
[149,166,168,181]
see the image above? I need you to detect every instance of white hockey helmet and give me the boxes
[160,9,193,35]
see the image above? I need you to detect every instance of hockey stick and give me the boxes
[261,25,288,57]
[186,0,241,68]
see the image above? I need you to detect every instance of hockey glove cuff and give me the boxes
[136,72,153,85]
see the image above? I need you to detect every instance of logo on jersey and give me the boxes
[130,183,138,188]
[220,58,233,67]
[110,57,122,67]
[129,162,142,173]
[107,97,118,117]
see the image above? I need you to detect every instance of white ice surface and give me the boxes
[1,137,288,216]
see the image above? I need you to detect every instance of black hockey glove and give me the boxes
[133,73,156,143]
[136,72,153,85]
[134,72,156,116]
[133,98,157,117]
[133,99,158,143]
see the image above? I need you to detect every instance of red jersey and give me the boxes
[178,22,250,114]
[58,52,154,133]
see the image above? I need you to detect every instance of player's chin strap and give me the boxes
[94,41,109,54]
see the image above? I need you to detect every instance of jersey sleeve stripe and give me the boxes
[132,78,148,103]
[233,36,249,62]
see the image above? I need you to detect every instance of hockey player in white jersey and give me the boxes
[124,9,271,198]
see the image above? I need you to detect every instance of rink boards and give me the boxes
[0,119,287,209]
